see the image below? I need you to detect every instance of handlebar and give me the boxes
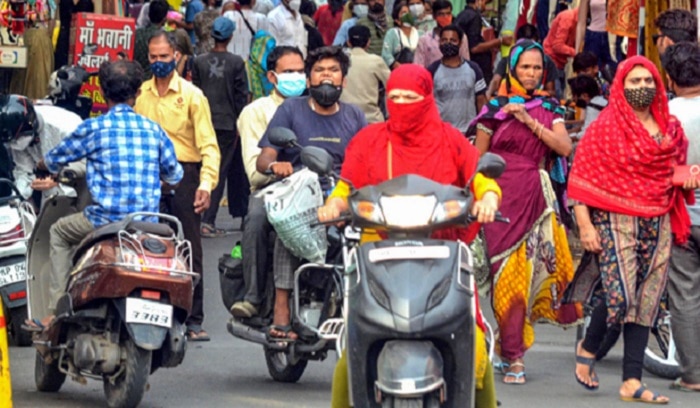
[0,178,23,199]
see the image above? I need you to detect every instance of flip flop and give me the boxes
[620,385,669,404]
[186,329,211,342]
[503,362,526,385]
[21,318,45,332]
[493,361,510,375]
[575,354,600,391]
[267,324,297,343]
[669,378,700,393]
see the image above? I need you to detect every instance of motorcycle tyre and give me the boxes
[35,350,66,392]
[381,394,441,408]
[9,305,33,346]
[103,338,152,408]
[264,346,308,383]
[643,327,681,380]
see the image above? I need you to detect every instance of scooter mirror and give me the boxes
[268,127,299,148]
[301,146,334,177]
[476,153,506,179]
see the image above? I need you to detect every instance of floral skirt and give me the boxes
[491,171,581,361]
[591,210,671,326]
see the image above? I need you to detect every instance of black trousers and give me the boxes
[241,194,271,306]
[202,129,250,225]
[583,301,650,381]
[161,162,204,328]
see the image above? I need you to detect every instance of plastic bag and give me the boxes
[261,168,327,263]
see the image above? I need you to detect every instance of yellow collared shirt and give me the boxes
[135,72,221,192]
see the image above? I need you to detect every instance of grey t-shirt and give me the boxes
[259,96,368,174]
[670,95,700,225]
[430,60,487,133]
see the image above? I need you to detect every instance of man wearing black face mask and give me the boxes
[256,46,367,341]
[427,24,486,136]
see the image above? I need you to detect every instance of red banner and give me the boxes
[69,13,135,116]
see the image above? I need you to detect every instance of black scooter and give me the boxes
[310,149,507,407]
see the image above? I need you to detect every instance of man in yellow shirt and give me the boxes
[135,30,221,341]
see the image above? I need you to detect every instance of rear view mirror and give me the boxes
[268,127,299,148]
[476,153,506,179]
[301,146,334,177]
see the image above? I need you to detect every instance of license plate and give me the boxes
[125,298,173,328]
[368,246,450,263]
[0,260,26,286]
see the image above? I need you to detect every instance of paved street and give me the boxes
[7,214,699,407]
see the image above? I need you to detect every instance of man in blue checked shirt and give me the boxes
[32,60,184,328]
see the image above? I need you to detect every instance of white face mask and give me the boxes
[9,134,34,151]
[288,0,301,11]
[353,4,369,18]
[409,3,424,18]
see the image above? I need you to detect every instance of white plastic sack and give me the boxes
[261,168,327,263]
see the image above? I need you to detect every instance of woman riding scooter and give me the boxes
[318,63,501,407]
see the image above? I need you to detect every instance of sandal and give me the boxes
[21,315,55,333]
[670,378,700,393]
[186,329,211,342]
[267,324,297,343]
[201,223,226,238]
[621,385,669,404]
[575,341,599,391]
[503,362,526,385]
[493,361,510,375]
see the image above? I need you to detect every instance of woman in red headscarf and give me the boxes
[321,64,501,407]
[569,56,696,403]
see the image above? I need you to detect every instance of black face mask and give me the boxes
[439,43,460,58]
[310,83,343,107]
[624,87,656,110]
[370,3,384,13]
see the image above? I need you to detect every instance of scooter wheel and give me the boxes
[103,338,152,408]
[264,346,308,383]
[35,351,66,392]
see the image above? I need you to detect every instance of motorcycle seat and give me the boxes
[72,219,175,265]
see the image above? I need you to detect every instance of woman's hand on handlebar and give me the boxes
[471,191,500,224]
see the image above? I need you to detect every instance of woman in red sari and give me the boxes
[569,56,695,404]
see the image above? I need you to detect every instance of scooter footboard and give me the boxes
[375,340,445,397]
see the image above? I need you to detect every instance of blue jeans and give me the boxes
[584,30,617,72]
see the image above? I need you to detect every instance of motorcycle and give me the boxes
[310,148,506,407]
[26,169,198,408]
[0,178,35,346]
[222,128,351,383]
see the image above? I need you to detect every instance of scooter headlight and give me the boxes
[379,195,437,228]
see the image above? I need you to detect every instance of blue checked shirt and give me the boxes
[45,104,184,227]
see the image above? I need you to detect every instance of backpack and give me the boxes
[238,10,276,100]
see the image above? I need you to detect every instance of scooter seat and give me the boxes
[72,219,175,265]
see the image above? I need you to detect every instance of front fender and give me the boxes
[376,340,445,397]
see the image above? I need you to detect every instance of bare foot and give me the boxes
[620,379,670,404]
[575,341,599,389]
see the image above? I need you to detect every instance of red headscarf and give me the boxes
[568,56,691,243]
[340,64,482,242]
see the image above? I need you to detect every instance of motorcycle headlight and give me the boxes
[379,195,437,228]
[431,200,468,224]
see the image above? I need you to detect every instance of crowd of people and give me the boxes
[2,0,700,406]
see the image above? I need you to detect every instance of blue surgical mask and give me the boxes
[151,59,177,78]
[274,72,307,98]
